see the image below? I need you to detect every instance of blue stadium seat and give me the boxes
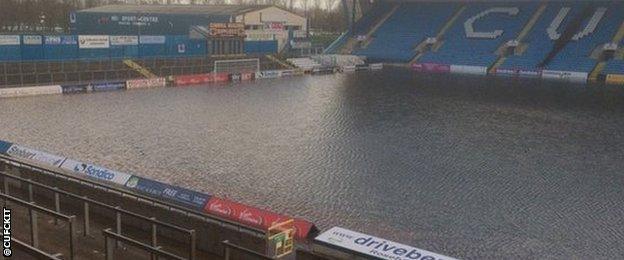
[547,2,624,72]
[503,2,624,73]
[420,2,538,67]
[603,59,624,74]
[355,3,458,62]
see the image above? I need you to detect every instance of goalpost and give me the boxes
[214,58,260,74]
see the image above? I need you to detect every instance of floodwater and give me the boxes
[1,68,624,259]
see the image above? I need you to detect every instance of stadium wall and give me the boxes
[72,12,231,35]
[0,35,278,62]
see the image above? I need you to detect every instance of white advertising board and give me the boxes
[126,78,166,89]
[110,36,139,46]
[0,35,20,45]
[79,35,110,49]
[23,35,42,45]
[541,70,588,83]
[140,35,166,44]
[450,65,488,75]
[6,144,66,168]
[60,159,133,186]
[0,85,62,98]
[315,227,458,260]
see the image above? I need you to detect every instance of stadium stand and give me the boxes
[0,55,285,87]
[500,2,572,71]
[545,2,624,72]
[338,0,624,82]
[419,2,538,67]
[355,3,458,62]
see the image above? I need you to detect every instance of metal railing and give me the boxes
[0,192,76,260]
[103,228,187,260]
[0,155,265,237]
[0,59,143,88]
[222,240,275,260]
[11,237,64,260]
[0,170,196,260]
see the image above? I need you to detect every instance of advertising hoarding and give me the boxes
[315,227,458,260]
[79,35,110,49]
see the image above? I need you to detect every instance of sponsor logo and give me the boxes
[23,35,42,45]
[315,227,457,260]
[209,202,232,216]
[259,71,280,78]
[7,146,36,160]
[230,73,241,81]
[0,36,20,46]
[83,165,115,180]
[92,82,125,91]
[239,210,263,226]
[126,176,139,188]
[7,145,64,167]
[127,78,166,89]
[62,84,90,94]
[78,35,110,49]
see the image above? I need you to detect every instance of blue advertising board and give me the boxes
[0,140,13,154]
[44,36,79,60]
[61,84,91,94]
[125,176,211,209]
[92,81,126,92]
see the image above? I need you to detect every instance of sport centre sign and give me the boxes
[315,227,457,260]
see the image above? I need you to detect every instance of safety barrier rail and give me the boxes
[0,192,76,260]
[0,155,265,236]
[103,228,187,260]
[11,237,64,260]
[222,240,275,260]
[0,170,196,260]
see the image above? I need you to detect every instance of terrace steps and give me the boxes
[123,59,157,78]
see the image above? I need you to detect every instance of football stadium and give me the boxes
[1,0,624,259]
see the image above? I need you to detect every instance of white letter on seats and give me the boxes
[548,7,607,41]
[464,7,520,39]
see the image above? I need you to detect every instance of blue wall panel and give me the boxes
[3,34,209,61]
[79,48,110,59]
[74,12,230,35]
[140,44,166,57]
[21,35,44,60]
[244,40,277,54]
[44,36,79,60]
[0,46,21,61]
[110,45,138,58]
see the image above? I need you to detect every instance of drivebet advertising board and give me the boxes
[315,227,457,260]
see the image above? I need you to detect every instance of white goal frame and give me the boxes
[214,58,260,74]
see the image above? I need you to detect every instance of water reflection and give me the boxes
[1,69,623,259]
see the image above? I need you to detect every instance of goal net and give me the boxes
[214,58,260,74]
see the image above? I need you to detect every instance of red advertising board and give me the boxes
[174,73,232,86]
[204,197,317,240]
[241,73,255,81]
[174,74,212,86]
[293,218,318,241]
[412,63,450,73]
[214,73,230,82]
[205,197,288,230]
